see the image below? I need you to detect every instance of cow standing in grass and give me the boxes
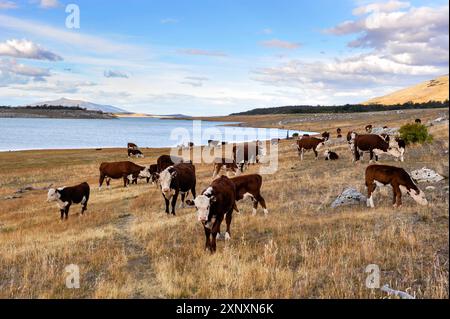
[365,165,427,208]
[191,176,237,253]
[230,174,268,216]
[296,136,325,160]
[99,161,151,189]
[159,163,196,215]
[47,182,90,220]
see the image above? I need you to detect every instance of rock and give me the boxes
[331,188,367,208]
[411,167,445,183]
[425,186,436,191]
[371,127,399,135]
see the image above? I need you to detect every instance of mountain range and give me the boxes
[29,98,128,113]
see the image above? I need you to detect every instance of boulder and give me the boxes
[371,127,399,135]
[331,188,367,208]
[411,167,445,183]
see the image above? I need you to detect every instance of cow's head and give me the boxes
[159,167,176,199]
[316,139,326,151]
[323,150,331,158]
[386,146,402,159]
[47,188,61,202]
[139,166,151,179]
[193,188,216,223]
[408,187,428,206]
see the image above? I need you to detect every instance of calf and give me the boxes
[230,174,268,216]
[296,136,325,160]
[365,165,427,208]
[159,163,196,215]
[212,157,241,179]
[129,163,159,185]
[99,161,151,189]
[365,125,373,133]
[127,148,144,158]
[415,119,422,124]
[337,128,342,138]
[322,131,330,141]
[208,140,220,148]
[47,182,90,220]
[352,133,402,162]
[192,176,236,253]
[324,150,339,160]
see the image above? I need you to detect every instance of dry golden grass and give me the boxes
[0,108,448,299]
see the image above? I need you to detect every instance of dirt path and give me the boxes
[114,212,163,298]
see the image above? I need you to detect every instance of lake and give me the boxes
[0,117,314,152]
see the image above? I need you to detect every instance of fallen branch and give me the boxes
[15,183,53,194]
[381,284,415,299]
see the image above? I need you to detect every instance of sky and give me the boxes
[0,0,448,115]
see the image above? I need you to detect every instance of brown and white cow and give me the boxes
[159,163,196,215]
[365,165,427,208]
[127,142,138,150]
[191,175,237,253]
[232,141,266,170]
[351,133,403,163]
[365,125,373,133]
[157,154,189,173]
[99,161,151,189]
[47,182,90,220]
[129,163,159,185]
[127,148,144,158]
[324,150,339,160]
[296,136,325,160]
[212,157,241,179]
[322,131,330,141]
[230,174,268,216]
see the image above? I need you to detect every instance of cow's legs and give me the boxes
[369,150,375,163]
[225,211,232,240]
[210,217,223,253]
[313,148,318,160]
[171,192,179,215]
[123,176,129,188]
[106,178,111,189]
[99,174,105,190]
[300,148,304,161]
[191,184,196,199]
[256,194,268,215]
[60,209,65,220]
[366,181,376,208]
[392,183,402,207]
[212,165,220,179]
[164,196,170,214]
[252,197,258,215]
[204,227,211,251]
[64,204,71,220]
[180,193,186,209]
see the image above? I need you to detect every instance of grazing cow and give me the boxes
[296,136,325,160]
[415,119,422,124]
[129,163,159,184]
[157,154,188,173]
[365,125,373,133]
[365,165,427,208]
[337,128,342,138]
[127,142,138,150]
[230,174,268,215]
[127,148,144,158]
[322,131,330,141]
[212,157,241,179]
[159,163,196,215]
[208,140,220,148]
[352,134,402,162]
[47,182,90,220]
[232,142,266,169]
[324,150,339,160]
[191,176,236,253]
[380,133,390,143]
[99,161,151,189]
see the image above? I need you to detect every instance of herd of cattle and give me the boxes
[47,120,429,252]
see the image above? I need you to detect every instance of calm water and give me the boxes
[0,117,313,152]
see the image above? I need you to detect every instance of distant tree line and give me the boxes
[0,104,105,114]
[230,100,449,116]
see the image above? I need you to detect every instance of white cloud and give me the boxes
[160,18,179,24]
[0,39,63,61]
[104,70,129,78]
[0,1,17,9]
[0,58,50,85]
[39,0,59,8]
[260,39,301,49]
[180,76,209,87]
[177,49,228,57]
[352,0,410,15]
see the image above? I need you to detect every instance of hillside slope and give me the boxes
[29,98,127,113]
[364,75,449,105]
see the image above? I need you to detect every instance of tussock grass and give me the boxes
[0,109,448,298]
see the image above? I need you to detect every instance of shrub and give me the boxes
[292,133,299,138]
[399,123,433,145]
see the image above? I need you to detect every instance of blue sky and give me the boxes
[0,0,448,115]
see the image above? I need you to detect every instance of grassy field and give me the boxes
[0,108,448,298]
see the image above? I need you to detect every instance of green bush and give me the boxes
[399,123,433,145]
[292,133,299,138]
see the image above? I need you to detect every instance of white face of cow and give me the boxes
[324,150,330,157]
[408,188,428,206]
[194,195,212,222]
[159,168,176,199]
[386,147,402,159]
[47,188,60,202]
[139,166,151,178]
[316,141,325,152]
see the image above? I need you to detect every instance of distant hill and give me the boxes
[29,98,128,113]
[363,75,449,105]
